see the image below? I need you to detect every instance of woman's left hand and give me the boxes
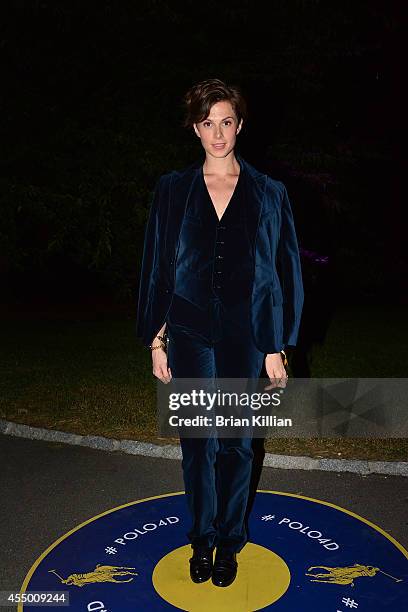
[264,353,288,390]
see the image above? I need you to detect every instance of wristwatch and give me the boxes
[280,350,288,367]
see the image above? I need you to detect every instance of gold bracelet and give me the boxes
[148,332,168,350]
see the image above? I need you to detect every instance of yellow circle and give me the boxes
[152,542,290,611]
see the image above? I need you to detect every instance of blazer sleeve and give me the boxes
[135,175,163,344]
[277,183,304,348]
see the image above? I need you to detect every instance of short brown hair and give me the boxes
[182,78,248,130]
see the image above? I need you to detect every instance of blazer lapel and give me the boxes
[164,152,267,263]
[163,158,201,261]
[237,153,268,256]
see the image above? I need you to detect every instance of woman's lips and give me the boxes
[212,143,226,149]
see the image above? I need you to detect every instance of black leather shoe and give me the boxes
[189,545,214,583]
[212,548,238,587]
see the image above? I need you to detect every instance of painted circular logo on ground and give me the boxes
[19,491,407,611]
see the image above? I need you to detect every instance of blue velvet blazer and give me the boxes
[136,153,304,354]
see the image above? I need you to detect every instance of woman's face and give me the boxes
[193,100,243,159]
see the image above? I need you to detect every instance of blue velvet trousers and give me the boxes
[166,293,265,553]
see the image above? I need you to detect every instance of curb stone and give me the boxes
[1,418,407,477]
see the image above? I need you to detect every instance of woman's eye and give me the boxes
[202,121,232,127]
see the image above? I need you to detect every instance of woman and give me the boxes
[136,78,304,587]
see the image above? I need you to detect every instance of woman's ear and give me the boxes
[193,123,201,138]
[236,118,243,135]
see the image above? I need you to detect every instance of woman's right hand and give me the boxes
[152,348,172,384]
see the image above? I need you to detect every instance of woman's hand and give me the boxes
[264,353,288,390]
[152,347,172,384]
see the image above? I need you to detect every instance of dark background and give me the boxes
[1,0,406,313]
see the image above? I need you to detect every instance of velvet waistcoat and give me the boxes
[173,165,253,310]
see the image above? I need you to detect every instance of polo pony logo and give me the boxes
[48,564,139,587]
[305,563,402,587]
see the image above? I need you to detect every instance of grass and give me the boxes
[1,301,407,461]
